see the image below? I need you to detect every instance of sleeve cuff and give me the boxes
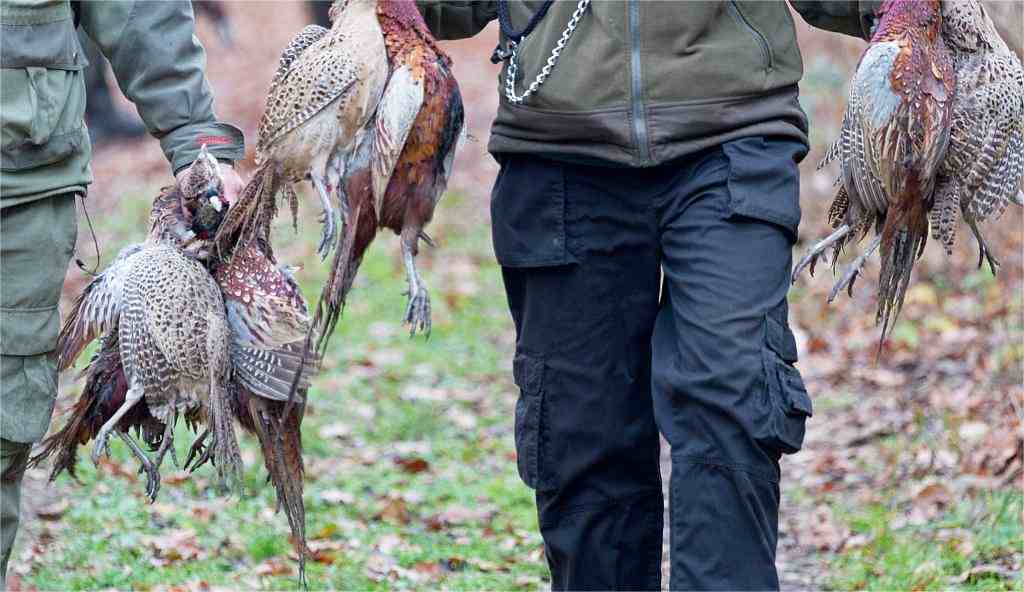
[161,121,246,174]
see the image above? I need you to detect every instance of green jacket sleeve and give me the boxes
[788,1,882,40]
[416,1,497,40]
[77,0,244,173]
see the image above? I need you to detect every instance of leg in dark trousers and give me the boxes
[493,156,665,591]
[652,137,811,591]
[493,137,811,591]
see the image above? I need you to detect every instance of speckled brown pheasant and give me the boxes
[930,0,1023,271]
[31,149,242,502]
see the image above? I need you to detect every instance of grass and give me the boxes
[21,187,548,590]
[830,491,1023,591]
[20,183,1022,591]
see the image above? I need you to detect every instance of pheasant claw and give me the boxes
[792,225,851,284]
[827,234,883,303]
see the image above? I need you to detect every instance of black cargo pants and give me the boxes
[493,137,813,591]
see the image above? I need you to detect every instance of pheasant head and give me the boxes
[150,146,229,253]
[178,145,228,239]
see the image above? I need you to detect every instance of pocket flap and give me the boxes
[0,18,88,70]
[513,353,544,394]
[721,136,805,242]
[490,157,575,268]
[780,365,812,416]
[766,315,798,363]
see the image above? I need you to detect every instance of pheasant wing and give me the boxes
[959,72,1024,223]
[216,244,315,401]
[55,244,144,370]
[257,26,387,159]
[843,41,905,215]
[255,24,329,161]
[371,64,425,213]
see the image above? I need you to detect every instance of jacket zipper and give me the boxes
[728,1,774,72]
[628,0,650,165]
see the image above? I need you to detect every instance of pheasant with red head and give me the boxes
[216,0,463,351]
[793,0,956,339]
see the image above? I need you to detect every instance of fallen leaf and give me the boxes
[163,471,191,485]
[394,456,430,474]
[427,504,496,529]
[145,529,204,566]
[365,552,398,582]
[377,497,411,525]
[958,422,989,443]
[412,561,443,578]
[34,499,68,521]
[321,489,356,505]
[255,557,295,577]
[319,422,353,440]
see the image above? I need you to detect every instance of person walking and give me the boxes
[0,1,244,584]
[415,1,877,589]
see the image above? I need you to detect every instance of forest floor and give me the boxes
[8,3,1022,590]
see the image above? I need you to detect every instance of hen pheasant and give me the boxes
[929,0,1023,270]
[32,149,242,501]
[793,0,956,338]
[217,0,463,349]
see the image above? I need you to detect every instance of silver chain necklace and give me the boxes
[504,0,591,105]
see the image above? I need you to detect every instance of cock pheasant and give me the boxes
[217,0,464,349]
[793,0,956,338]
[31,148,243,501]
[187,239,316,583]
[930,0,1023,270]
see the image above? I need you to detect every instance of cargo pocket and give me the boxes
[513,352,547,490]
[754,306,812,455]
[0,354,59,444]
[720,136,806,243]
[490,156,575,268]
[0,14,89,172]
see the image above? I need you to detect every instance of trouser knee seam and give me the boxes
[672,453,780,483]
[540,488,662,527]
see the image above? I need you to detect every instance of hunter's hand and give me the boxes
[218,163,244,205]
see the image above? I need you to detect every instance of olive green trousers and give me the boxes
[0,194,77,586]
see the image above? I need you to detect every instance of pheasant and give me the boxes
[31,149,243,501]
[217,0,464,350]
[792,0,956,338]
[187,240,316,583]
[929,0,1023,271]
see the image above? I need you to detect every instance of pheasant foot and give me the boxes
[184,429,214,473]
[311,174,338,260]
[828,234,883,303]
[792,224,851,283]
[965,216,999,275]
[91,386,144,466]
[118,431,161,502]
[153,414,177,470]
[401,241,431,337]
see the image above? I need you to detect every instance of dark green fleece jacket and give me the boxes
[417,0,878,166]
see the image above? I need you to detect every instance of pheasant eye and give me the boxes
[201,188,221,200]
